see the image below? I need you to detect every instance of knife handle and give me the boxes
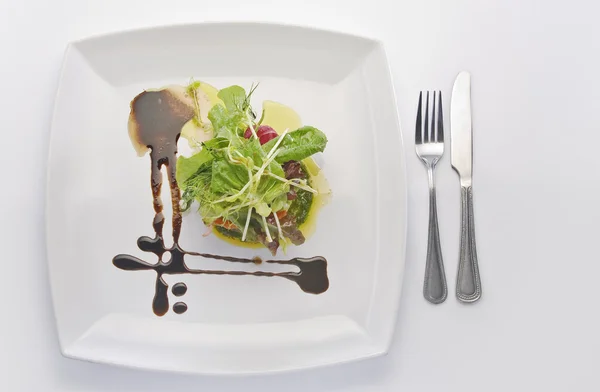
[456,185,482,303]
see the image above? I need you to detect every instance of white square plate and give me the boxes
[47,22,406,375]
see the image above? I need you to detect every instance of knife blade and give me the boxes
[451,71,472,186]
[451,71,482,303]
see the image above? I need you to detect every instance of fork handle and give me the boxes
[423,168,448,304]
[456,186,482,303]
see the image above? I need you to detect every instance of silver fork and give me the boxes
[415,91,448,304]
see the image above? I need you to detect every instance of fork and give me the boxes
[415,91,448,304]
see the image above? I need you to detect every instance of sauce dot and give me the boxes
[173,302,188,314]
[172,282,187,296]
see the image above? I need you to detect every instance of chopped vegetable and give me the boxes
[244,124,279,145]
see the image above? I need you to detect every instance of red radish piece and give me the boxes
[244,125,278,145]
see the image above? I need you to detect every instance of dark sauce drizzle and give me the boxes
[113,88,329,316]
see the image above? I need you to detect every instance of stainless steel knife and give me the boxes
[451,71,482,303]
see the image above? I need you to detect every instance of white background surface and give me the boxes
[1,0,598,391]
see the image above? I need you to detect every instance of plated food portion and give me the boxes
[115,80,331,316]
[171,81,330,255]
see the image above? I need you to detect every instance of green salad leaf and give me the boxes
[262,126,328,163]
[257,163,288,202]
[217,85,246,112]
[211,158,250,195]
[180,162,215,213]
[236,137,264,167]
[202,137,230,152]
[208,104,243,140]
[176,148,213,185]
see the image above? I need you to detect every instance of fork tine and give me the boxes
[424,91,430,142]
[415,91,422,144]
[437,91,444,142]
[432,91,437,142]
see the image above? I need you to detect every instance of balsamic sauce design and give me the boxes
[112,88,329,316]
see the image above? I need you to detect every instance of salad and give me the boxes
[175,81,329,255]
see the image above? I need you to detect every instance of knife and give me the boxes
[451,71,482,303]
